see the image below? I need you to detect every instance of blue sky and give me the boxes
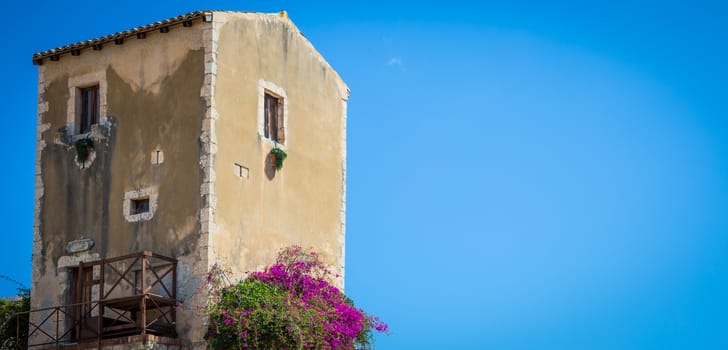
[3,1,728,349]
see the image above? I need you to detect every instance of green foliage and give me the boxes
[270,147,287,170]
[74,137,94,163]
[204,247,388,350]
[0,287,30,350]
[208,279,295,350]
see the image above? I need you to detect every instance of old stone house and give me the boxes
[29,10,348,349]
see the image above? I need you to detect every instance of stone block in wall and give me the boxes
[66,237,94,254]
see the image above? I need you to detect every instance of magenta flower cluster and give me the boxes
[205,246,388,350]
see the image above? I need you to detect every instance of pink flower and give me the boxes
[205,246,387,349]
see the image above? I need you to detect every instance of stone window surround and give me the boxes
[257,79,288,148]
[123,187,158,222]
[67,70,108,139]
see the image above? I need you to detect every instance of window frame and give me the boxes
[78,85,100,135]
[257,80,288,147]
[263,92,284,143]
[123,188,157,222]
[67,71,107,138]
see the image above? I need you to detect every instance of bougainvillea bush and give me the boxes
[204,246,388,350]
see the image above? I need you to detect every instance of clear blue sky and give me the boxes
[3,1,728,349]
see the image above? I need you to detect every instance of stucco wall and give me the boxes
[211,12,348,287]
[31,11,348,349]
[32,22,209,347]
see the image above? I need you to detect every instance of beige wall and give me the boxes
[32,21,209,347]
[31,11,348,349]
[211,12,348,287]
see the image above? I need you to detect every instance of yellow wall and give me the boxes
[211,12,348,287]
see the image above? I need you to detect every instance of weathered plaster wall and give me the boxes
[32,22,209,347]
[211,12,348,287]
[31,11,348,349]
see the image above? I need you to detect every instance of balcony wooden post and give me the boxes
[140,297,146,337]
[99,259,105,300]
[141,254,147,336]
[172,261,177,336]
[55,307,59,348]
[97,302,102,349]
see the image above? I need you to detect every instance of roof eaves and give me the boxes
[32,10,212,65]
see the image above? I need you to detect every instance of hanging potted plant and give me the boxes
[269,146,287,170]
[74,137,94,163]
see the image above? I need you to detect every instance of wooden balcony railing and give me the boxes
[9,251,179,349]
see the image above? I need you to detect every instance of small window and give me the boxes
[131,198,150,215]
[123,188,156,222]
[79,85,99,134]
[264,92,285,143]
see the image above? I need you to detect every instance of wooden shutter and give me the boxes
[276,97,285,144]
[264,93,279,142]
[79,85,99,134]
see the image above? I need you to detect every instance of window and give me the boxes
[131,198,150,215]
[78,85,99,134]
[67,71,106,138]
[264,92,285,143]
[123,188,156,222]
[257,80,287,145]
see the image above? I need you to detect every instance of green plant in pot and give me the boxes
[74,138,94,163]
[269,146,287,170]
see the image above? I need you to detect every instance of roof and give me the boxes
[31,10,349,94]
[32,10,213,65]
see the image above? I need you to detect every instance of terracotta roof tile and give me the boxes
[32,10,212,65]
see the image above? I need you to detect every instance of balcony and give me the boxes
[11,251,179,349]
